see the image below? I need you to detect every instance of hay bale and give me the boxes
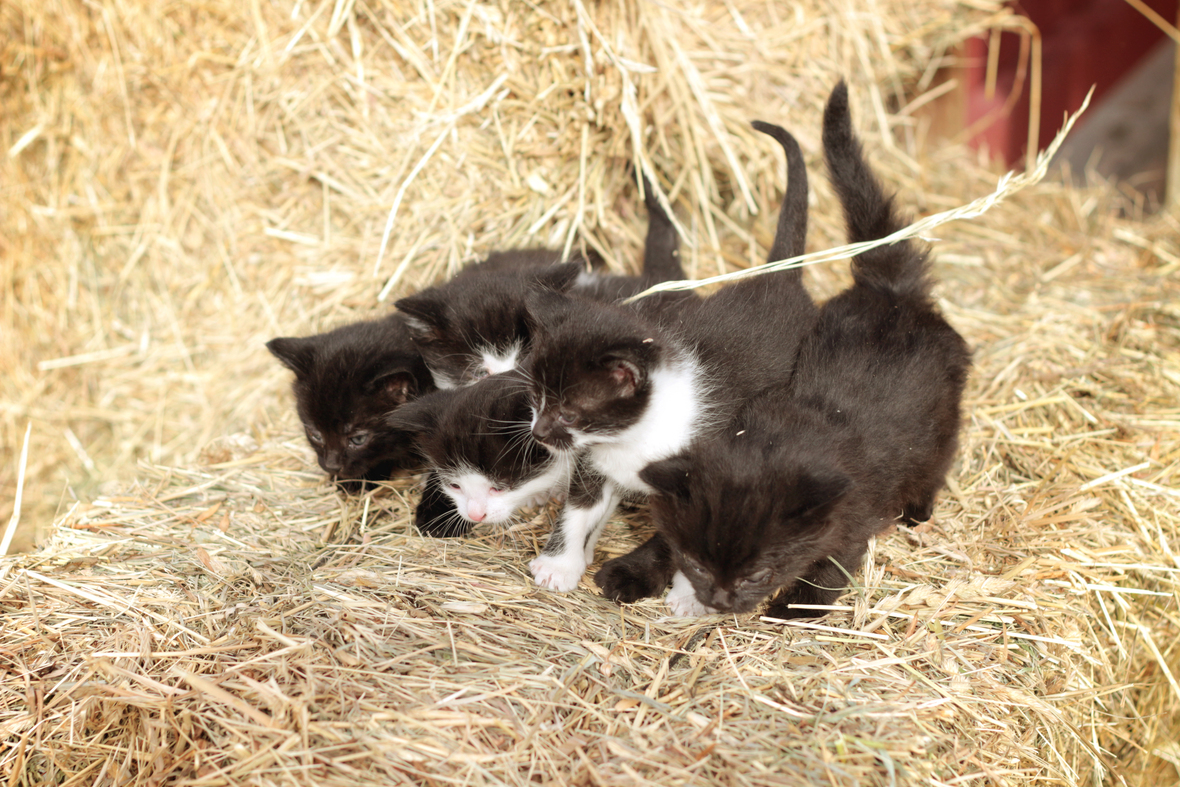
[2,0,1178,784]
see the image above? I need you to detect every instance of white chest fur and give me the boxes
[588,359,707,493]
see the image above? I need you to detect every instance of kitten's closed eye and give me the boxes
[739,568,772,587]
[556,411,576,427]
[306,426,324,445]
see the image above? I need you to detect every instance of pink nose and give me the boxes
[467,502,486,522]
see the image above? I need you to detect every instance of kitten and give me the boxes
[395,176,690,389]
[522,121,815,593]
[640,81,972,619]
[267,315,433,484]
[268,251,565,485]
[386,371,571,537]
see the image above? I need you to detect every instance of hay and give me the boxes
[2,0,1179,784]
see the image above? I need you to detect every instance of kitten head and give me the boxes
[395,261,583,389]
[521,288,663,452]
[640,409,853,614]
[267,314,432,481]
[388,372,568,525]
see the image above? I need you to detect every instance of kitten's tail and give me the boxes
[639,173,684,284]
[823,80,930,297]
[750,121,808,266]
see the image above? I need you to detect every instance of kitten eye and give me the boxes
[741,568,772,586]
[488,485,504,494]
[556,411,576,427]
[306,427,324,445]
[347,433,370,448]
[471,367,490,381]
[447,482,461,491]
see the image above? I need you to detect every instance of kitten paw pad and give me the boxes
[530,555,586,592]
[666,585,717,618]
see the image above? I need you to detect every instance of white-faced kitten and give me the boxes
[387,371,572,537]
[634,81,971,619]
[521,121,815,593]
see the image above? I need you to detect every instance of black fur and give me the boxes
[636,80,971,619]
[266,314,433,484]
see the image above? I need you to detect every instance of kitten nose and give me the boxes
[321,455,344,474]
[711,588,732,609]
[467,501,487,522]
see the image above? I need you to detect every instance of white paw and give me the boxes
[530,554,586,592]
[666,571,717,617]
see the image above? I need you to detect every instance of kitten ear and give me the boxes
[792,468,853,521]
[372,369,418,406]
[530,260,583,292]
[385,389,452,435]
[395,293,448,344]
[639,454,694,502]
[266,336,315,377]
[603,355,642,396]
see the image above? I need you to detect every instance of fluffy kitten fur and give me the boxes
[523,122,815,593]
[267,315,433,484]
[637,81,971,619]
[267,251,564,485]
[387,371,570,537]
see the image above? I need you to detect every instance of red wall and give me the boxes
[964,0,1178,164]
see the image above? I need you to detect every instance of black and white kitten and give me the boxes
[395,177,689,389]
[639,81,972,619]
[522,121,815,593]
[267,315,433,484]
[386,371,571,537]
[267,251,565,485]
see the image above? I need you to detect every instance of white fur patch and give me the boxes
[532,483,620,590]
[529,553,586,592]
[443,458,569,525]
[587,359,709,493]
[666,570,717,617]
[480,342,522,377]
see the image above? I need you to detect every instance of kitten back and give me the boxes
[823,80,929,298]
[750,121,808,265]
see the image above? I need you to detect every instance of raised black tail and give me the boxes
[751,121,808,266]
[639,173,684,284]
[823,81,929,297]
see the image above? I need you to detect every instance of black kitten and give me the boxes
[386,371,571,537]
[640,81,971,619]
[267,315,433,484]
[396,177,691,389]
[523,122,815,593]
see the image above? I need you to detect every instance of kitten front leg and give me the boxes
[531,474,619,592]
[595,533,676,603]
[415,473,473,538]
[665,570,717,617]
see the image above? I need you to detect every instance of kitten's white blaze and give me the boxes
[442,461,569,525]
[666,571,717,617]
[480,342,522,377]
[587,359,706,491]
